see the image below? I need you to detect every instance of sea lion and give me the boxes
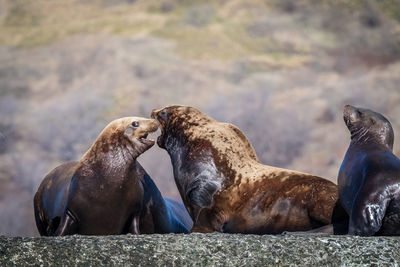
[151,105,339,234]
[34,117,192,236]
[338,105,400,236]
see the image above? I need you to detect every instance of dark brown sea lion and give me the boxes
[34,117,192,236]
[339,105,400,236]
[151,106,339,234]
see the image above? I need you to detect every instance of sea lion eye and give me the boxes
[132,121,139,127]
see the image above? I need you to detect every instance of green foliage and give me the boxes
[4,3,41,27]
[378,0,400,22]
[317,0,400,22]
[1,0,399,57]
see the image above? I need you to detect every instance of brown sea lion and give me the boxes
[339,105,400,236]
[34,117,192,236]
[151,106,339,234]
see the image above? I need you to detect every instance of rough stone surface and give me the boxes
[1,233,400,266]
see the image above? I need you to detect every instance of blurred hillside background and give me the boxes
[0,0,400,236]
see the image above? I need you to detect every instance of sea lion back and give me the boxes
[34,161,78,236]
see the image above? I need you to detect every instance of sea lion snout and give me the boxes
[343,105,358,125]
[150,108,168,148]
[151,109,159,119]
[145,119,160,132]
[122,117,160,153]
[151,108,168,125]
[343,104,355,115]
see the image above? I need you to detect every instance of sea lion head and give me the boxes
[123,117,160,155]
[96,117,159,158]
[343,105,394,149]
[151,105,212,149]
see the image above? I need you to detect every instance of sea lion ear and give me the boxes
[124,126,134,137]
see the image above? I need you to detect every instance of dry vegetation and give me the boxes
[0,0,400,236]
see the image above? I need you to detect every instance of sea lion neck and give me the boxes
[164,125,259,189]
[349,126,373,145]
[349,127,394,152]
[80,133,138,177]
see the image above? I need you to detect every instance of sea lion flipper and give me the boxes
[54,209,78,236]
[348,190,390,236]
[129,215,141,235]
[33,193,48,236]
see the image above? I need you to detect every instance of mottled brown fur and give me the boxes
[152,106,338,234]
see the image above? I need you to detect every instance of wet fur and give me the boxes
[339,105,400,236]
[138,171,193,234]
[152,106,339,234]
[33,117,192,236]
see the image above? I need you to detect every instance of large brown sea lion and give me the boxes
[34,117,192,236]
[338,105,400,236]
[151,106,339,234]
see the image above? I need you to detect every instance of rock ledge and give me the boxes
[1,233,399,266]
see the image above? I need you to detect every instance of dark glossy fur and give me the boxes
[138,172,193,234]
[339,105,400,236]
[34,118,192,236]
[34,161,192,236]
